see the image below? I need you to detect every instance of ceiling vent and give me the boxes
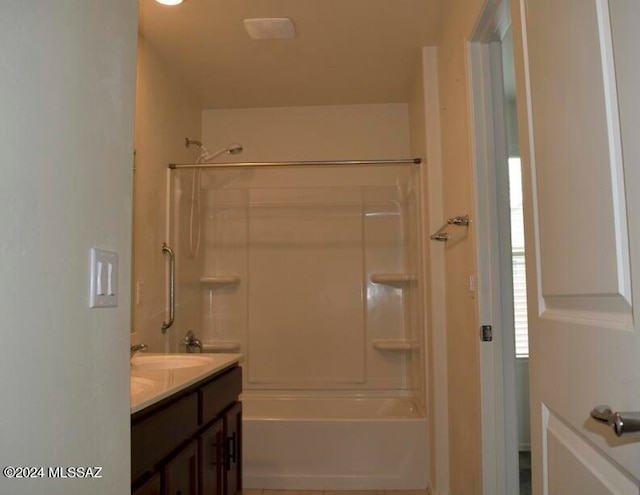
[243,18,296,40]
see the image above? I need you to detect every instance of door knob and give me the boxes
[590,405,640,436]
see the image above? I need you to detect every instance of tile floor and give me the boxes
[244,490,429,495]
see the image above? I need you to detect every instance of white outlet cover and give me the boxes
[90,248,118,308]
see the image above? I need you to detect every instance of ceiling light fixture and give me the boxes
[155,0,184,5]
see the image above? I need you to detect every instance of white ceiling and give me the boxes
[138,0,442,109]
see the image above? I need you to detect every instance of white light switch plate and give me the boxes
[90,248,118,308]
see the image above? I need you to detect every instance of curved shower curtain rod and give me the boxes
[168,157,422,169]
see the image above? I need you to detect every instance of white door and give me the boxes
[513,0,640,492]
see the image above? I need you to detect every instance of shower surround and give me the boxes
[169,163,428,488]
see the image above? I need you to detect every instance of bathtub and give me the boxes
[241,395,428,490]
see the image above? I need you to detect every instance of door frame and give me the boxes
[467,0,521,493]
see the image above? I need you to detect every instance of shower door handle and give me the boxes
[161,243,175,333]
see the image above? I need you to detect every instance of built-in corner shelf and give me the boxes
[200,276,241,288]
[369,273,417,288]
[372,340,419,351]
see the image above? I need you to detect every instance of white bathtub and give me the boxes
[241,395,429,490]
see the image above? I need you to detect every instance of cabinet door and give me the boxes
[199,418,224,495]
[163,440,198,495]
[223,402,242,495]
[133,473,161,495]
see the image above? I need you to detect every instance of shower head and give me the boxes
[185,138,244,162]
[202,143,244,162]
[227,143,243,155]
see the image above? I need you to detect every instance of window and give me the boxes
[509,157,529,358]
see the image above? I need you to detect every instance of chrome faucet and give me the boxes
[183,330,202,353]
[130,343,148,361]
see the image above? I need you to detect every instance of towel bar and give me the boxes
[430,215,470,242]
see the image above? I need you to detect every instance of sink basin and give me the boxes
[130,376,156,396]
[131,354,212,371]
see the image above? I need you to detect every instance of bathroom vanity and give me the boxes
[130,354,242,495]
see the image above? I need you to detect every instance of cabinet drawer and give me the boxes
[199,367,242,426]
[132,393,198,481]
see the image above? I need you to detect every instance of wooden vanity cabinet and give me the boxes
[223,402,242,495]
[198,418,224,495]
[131,365,242,495]
[163,440,198,495]
[132,473,161,495]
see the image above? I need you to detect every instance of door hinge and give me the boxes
[481,325,493,342]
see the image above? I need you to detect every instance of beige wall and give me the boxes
[409,49,440,494]
[411,48,451,495]
[0,2,137,493]
[438,1,487,494]
[201,104,411,161]
[133,33,202,351]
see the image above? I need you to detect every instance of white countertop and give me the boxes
[130,353,242,415]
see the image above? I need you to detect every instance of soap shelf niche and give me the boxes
[372,340,419,351]
[369,273,416,288]
[200,276,241,288]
